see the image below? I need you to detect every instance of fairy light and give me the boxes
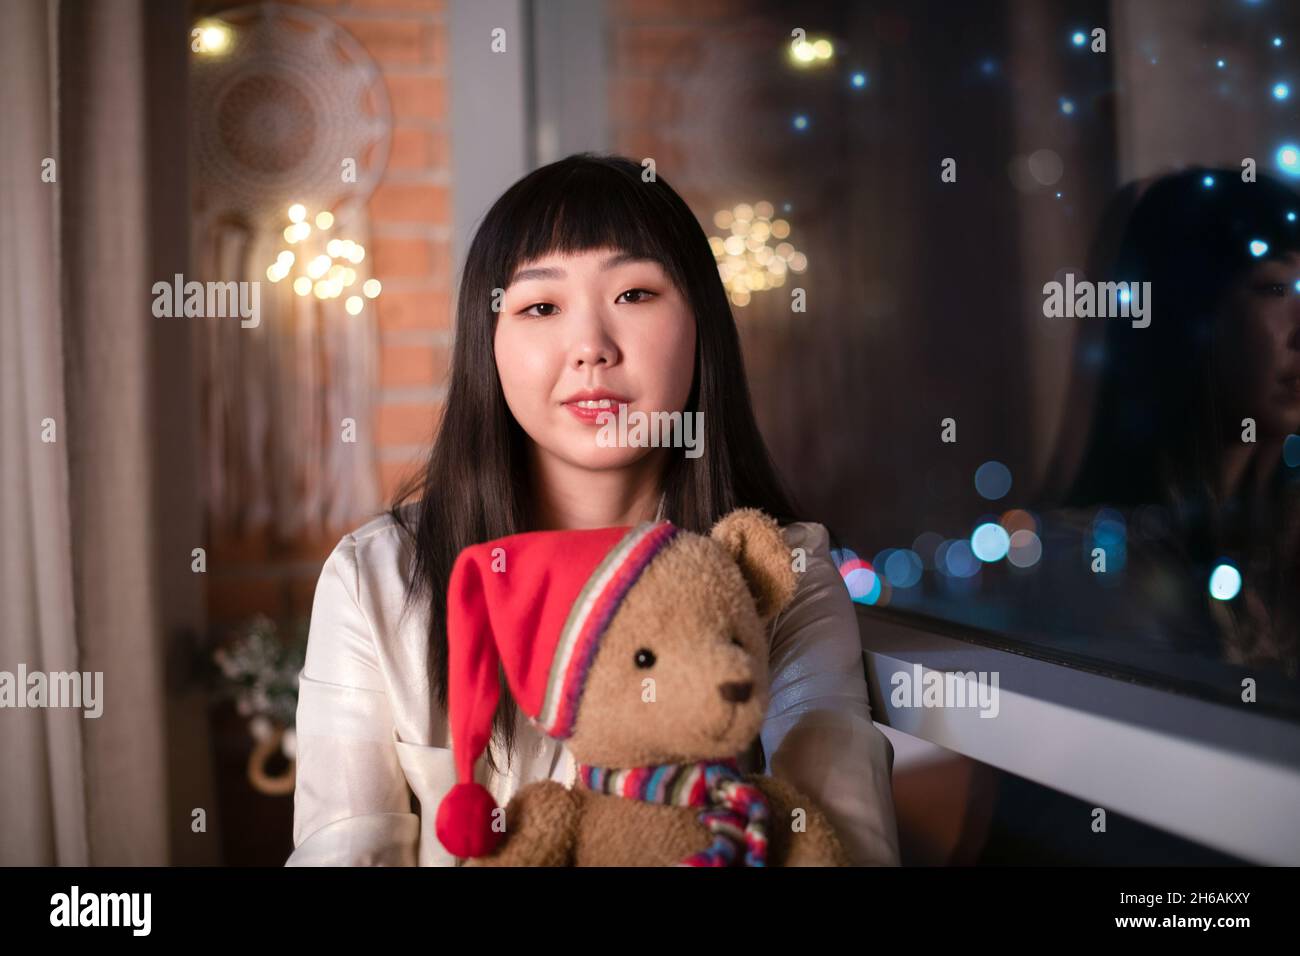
[192,20,232,56]
[264,205,377,309]
[708,200,806,307]
[790,37,834,68]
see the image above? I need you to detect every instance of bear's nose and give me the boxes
[719,681,753,703]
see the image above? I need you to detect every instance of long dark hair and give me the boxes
[389,153,798,767]
[1064,167,1300,665]
[1067,167,1300,515]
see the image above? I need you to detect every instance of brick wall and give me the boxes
[193,0,452,632]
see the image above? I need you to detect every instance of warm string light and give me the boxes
[707,201,806,307]
[790,37,834,68]
[192,19,233,56]
[264,203,381,312]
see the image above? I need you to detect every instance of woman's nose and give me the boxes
[568,323,620,370]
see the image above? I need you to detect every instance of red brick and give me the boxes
[428,129,450,168]
[613,25,702,73]
[385,74,446,121]
[427,20,447,67]
[379,343,449,388]
[348,0,444,12]
[368,182,450,225]
[610,77,681,126]
[371,236,433,278]
[614,0,742,19]
[376,288,453,332]
[338,17,427,66]
[389,126,432,169]
[377,401,441,447]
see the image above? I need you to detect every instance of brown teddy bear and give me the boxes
[433,509,850,866]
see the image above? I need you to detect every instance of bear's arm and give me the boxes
[463,780,583,867]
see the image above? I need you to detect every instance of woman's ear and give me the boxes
[710,509,798,622]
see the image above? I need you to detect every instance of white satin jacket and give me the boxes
[285,510,902,866]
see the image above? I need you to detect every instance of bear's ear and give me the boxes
[709,509,798,622]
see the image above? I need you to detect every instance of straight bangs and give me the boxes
[479,157,694,300]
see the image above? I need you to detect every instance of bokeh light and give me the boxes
[1209,563,1242,601]
[912,531,944,569]
[1007,529,1043,568]
[832,548,882,605]
[971,523,1011,563]
[941,540,981,578]
[1283,434,1300,467]
[884,550,923,588]
[974,460,1013,500]
[1277,143,1300,176]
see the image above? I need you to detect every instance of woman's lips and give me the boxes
[563,398,627,425]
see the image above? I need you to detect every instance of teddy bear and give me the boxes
[433,508,851,866]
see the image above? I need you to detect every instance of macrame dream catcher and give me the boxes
[190,3,390,540]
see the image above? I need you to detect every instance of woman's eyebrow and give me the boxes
[506,253,659,286]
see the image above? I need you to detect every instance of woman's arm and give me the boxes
[286,536,420,866]
[759,523,902,866]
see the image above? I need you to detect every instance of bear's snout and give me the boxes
[718,680,753,703]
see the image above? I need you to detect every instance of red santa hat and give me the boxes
[434,520,680,859]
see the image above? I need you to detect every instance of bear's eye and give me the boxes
[730,636,744,649]
[634,648,656,669]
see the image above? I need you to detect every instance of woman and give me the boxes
[286,154,901,866]
[1060,168,1300,672]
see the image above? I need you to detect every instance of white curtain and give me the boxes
[0,0,214,866]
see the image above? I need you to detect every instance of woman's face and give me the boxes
[494,247,697,472]
[1217,252,1300,439]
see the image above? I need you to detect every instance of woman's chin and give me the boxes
[555,440,659,473]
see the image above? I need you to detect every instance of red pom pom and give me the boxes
[435,782,503,858]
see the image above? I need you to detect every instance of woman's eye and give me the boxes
[616,288,656,305]
[520,302,558,317]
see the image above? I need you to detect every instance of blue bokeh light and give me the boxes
[971,523,1011,563]
[943,540,981,578]
[1277,144,1300,176]
[1284,434,1300,467]
[850,71,868,89]
[1250,239,1270,257]
[1274,82,1291,100]
[792,114,809,131]
[1202,174,1215,188]
[1072,31,1086,47]
[974,461,1013,500]
[884,550,923,588]
[1209,564,1242,601]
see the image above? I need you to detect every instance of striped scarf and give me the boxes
[577,757,770,866]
